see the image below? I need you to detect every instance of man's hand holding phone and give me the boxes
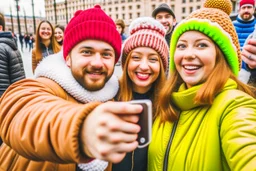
[81,100,152,163]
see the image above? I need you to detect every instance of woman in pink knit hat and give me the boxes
[113,16,169,171]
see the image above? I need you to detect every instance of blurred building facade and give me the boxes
[3,0,243,35]
[45,0,241,28]
[4,15,44,35]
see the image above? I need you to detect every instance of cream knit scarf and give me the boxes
[34,51,119,103]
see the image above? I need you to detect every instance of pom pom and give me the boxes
[203,0,232,15]
[74,10,83,17]
[94,4,101,9]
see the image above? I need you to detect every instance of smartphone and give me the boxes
[130,100,152,148]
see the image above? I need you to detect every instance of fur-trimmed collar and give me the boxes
[34,51,119,103]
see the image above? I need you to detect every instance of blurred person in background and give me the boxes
[152,3,176,45]
[28,33,35,52]
[19,33,24,52]
[32,20,61,73]
[8,28,17,47]
[54,24,65,46]
[115,19,128,43]
[115,19,128,66]
[233,0,256,70]
[24,33,30,49]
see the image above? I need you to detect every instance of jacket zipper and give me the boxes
[131,150,135,171]
[163,117,180,171]
[46,47,49,56]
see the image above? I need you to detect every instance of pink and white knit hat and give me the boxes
[121,17,169,71]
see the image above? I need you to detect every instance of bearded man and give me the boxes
[0,5,143,171]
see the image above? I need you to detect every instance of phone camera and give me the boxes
[140,137,146,143]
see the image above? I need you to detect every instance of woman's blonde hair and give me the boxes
[156,44,256,122]
[117,51,166,117]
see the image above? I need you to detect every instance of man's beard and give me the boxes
[73,66,114,91]
[69,55,114,91]
[241,13,253,21]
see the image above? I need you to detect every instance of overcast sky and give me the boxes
[0,0,47,17]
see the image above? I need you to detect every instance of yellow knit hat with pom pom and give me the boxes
[169,0,241,76]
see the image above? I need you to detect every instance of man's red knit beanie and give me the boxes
[240,0,255,7]
[63,5,122,63]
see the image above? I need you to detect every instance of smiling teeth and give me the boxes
[184,66,199,70]
[138,73,148,76]
[91,72,102,75]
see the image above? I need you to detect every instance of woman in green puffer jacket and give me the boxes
[148,0,256,171]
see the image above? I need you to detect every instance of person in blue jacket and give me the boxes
[233,0,256,69]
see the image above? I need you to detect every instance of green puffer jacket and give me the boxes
[148,79,256,171]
